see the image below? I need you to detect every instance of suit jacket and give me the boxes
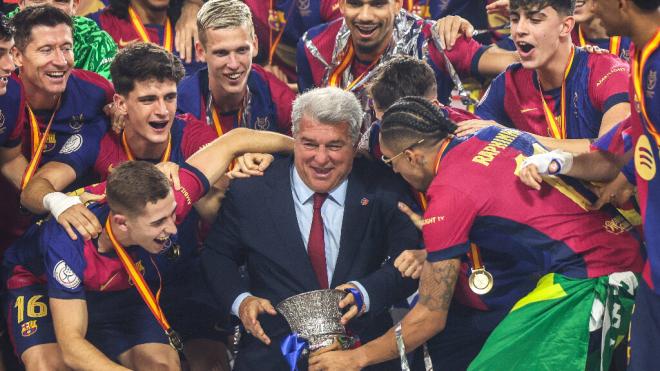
[202,156,421,370]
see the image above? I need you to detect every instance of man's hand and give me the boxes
[308,349,363,371]
[103,103,126,134]
[434,15,474,50]
[57,203,103,241]
[589,172,635,210]
[394,249,427,279]
[175,0,202,63]
[155,162,181,190]
[454,119,501,138]
[486,0,510,14]
[238,296,277,345]
[335,283,364,326]
[226,153,275,179]
[398,202,423,230]
[583,45,607,54]
[518,163,545,190]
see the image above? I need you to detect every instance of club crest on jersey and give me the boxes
[21,320,38,337]
[604,215,632,235]
[647,70,656,99]
[53,260,81,289]
[268,9,287,32]
[68,114,84,132]
[254,116,270,130]
[635,134,656,181]
[297,0,311,17]
[59,134,83,155]
[43,133,57,153]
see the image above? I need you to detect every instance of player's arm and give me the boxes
[20,162,102,241]
[186,128,293,187]
[308,258,461,370]
[50,298,129,371]
[0,144,28,190]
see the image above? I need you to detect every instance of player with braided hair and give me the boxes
[310,96,643,370]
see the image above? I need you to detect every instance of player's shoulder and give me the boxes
[303,17,342,43]
[69,69,113,93]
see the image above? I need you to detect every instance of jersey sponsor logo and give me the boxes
[422,215,445,226]
[179,186,192,205]
[20,320,38,337]
[604,215,632,235]
[53,260,81,290]
[472,129,521,166]
[647,70,656,99]
[595,67,627,87]
[635,134,656,181]
[68,114,84,132]
[59,134,83,154]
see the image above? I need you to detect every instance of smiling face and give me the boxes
[293,115,356,193]
[116,78,178,145]
[510,5,573,70]
[592,0,628,37]
[119,191,178,254]
[573,0,596,23]
[197,24,256,98]
[14,23,74,101]
[0,37,15,95]
[339,0,402,58]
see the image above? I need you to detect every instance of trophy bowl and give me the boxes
[276,289,354,353]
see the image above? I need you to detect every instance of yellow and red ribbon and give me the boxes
[128,5,172,52]
[209,105,244,137]
[632,28,660,144]
[577,26,621,56]
[268,0,295,65]
[539,46,575,139]
[121,130,172,162]
[20,100,61,190]
[328,42,381,91]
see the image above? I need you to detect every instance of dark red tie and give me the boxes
[308,193,329,288]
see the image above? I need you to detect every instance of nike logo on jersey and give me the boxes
[520,108,538,113]
[118,38,138,47]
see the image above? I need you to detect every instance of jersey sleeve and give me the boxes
[179,115,217,159]
[427,28,488,78]
[49,117,108,177]
[588,54,630,112]
[174,163,210,222]
[590,118,632,155]
[264,71,295,135]
[424,184,478,262]
[43,221,87,300]
[475,72,512,126]
[0,76,26,148]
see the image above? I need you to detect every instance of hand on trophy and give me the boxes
[308,348,363,371]
[336,283,364,325]
[238,295,277,345]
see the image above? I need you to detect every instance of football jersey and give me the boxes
[423,126,644,308]
[476,48,629,139]
[571,26,633,62]
[177,65,294,135]
[0,74,25,149]
[628,31,660,295]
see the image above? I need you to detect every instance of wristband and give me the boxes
[344,287,364,315]
[43,192,82,220]
[522,149,574,175]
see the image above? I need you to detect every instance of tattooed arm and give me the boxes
[308,259,461,370]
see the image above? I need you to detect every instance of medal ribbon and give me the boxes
[539,46,575,139]
[105,217,181,350]
[20,99,61,190]
[121,131,172,162]
[577,26,621,56]
[328,42,381,91]
[210,105,244,137]
[406,0,430,18]
[128,5,172,52]
[632,28,660,144]
[268,0,296,65]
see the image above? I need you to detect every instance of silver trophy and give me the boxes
[276,289,355,353]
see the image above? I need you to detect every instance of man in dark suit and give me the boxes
[202,87,421,370]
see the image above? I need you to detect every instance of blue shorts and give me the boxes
[3,284,56,357]
[627,279,660,371]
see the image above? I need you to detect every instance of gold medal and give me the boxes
[468,268,494,295]
[166,242,180,261]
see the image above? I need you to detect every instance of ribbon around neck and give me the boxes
[280,332,308,371]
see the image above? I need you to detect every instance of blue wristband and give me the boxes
[344,287,364,314]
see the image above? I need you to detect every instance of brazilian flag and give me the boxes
[469,272,637,371]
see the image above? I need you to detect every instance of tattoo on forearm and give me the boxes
[417,260,459,312]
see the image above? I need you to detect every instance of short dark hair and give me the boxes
[11,6,73,51]
[367,56,437,112]
[510,0,575,15]
[632,0,660,10]
[380,96,457,151]
[106,161,171,216]
[110,42,185,96]
[0,16,14,42]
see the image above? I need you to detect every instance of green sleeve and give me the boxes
[73,16,118,80]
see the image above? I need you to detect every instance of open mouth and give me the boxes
[148,120,168,130]
[312,166,333,178]
[45,71,66,80]
[516,41,535,55]
[354,23,379,38]
[225,72,244,82]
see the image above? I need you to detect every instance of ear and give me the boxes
[338,0,347,16]
[394,0,403,12]
[18,0,26,10]
[195,40,206,63]
[113,93,129,116]
[560,15,575,38]
[71,0,81,13]
[11,46,22,69]
[112,213,129,232]
[251,33,259,59]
